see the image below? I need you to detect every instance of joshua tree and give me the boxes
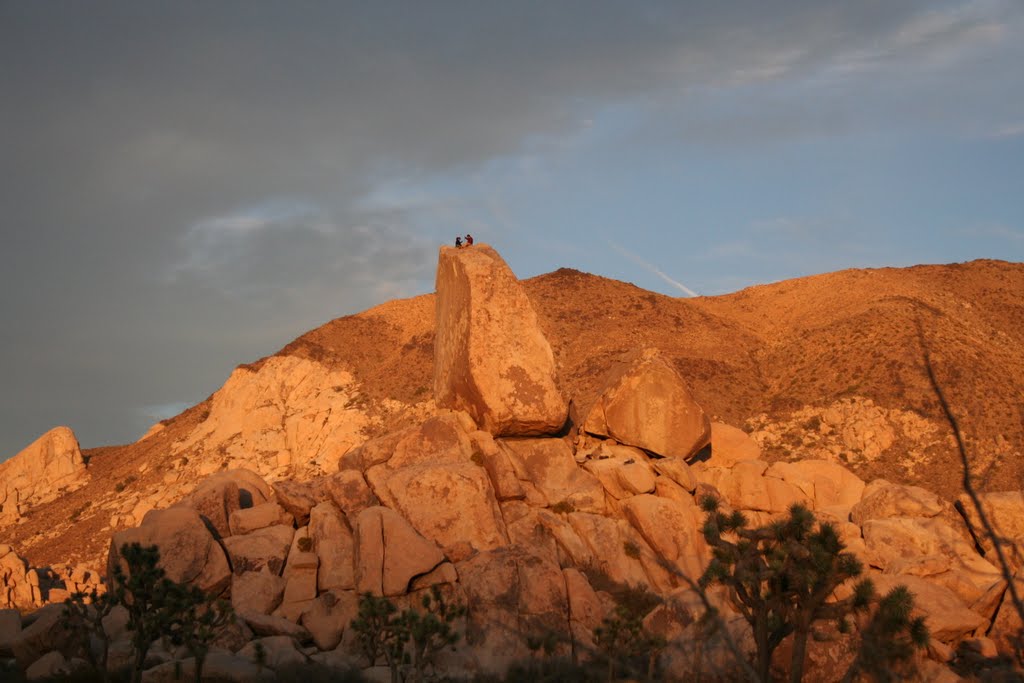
[700,499,875,683]
[351,591,403,671]
[351,587,466,683]
[110,542,231,683]
[399,587,467,682]
[167,586,235,683]
[843,584,929,682]
[593,603,665,682]
[63,588,117,682]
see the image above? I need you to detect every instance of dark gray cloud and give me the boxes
[1,1,1020,456]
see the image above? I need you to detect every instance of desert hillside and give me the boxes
[3,259,1022,571]
[288,258,1024,494]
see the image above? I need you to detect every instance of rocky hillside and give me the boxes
[1,247,1022,682]
[2,257,1022,573]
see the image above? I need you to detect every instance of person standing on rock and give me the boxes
[455,236,463,248]
[465,233,474,246]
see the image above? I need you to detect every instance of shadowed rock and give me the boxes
[108,507,231,596]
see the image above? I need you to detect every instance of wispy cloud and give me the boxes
[140,401,193,422]
[805,3,1010,88]
[704,240,757,259]
[750,215,848,241]
[186,199,326,237]
[168,199,330,282]
[962,223,1024,241]
[990,122,1024,138]
[607,240,698,297]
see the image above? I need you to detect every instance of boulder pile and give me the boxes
[5,245,1022,681]
[1,543,102,614]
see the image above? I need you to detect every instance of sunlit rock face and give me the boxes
[172,355,374,479]
[433,244,567,436]
[583,348,710,460]
[0,426,87,524]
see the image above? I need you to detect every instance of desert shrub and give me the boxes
[500,657,599,682]
[550,500,575,514]
[113,476,137,493]
[401,587,467,681]
[275,661,368,682]
[297,535,313,552]
[69,503,91,523]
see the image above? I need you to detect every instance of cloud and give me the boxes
[703,240,757,259]
[1,1,1022,455]
[962,223,1024,242]
[168,200,437,309]
[169,199,329,281]
[140,401,193,422]
[990,122,1024,138]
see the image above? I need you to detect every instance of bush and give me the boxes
[274,661,368,682]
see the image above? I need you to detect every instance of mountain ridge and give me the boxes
[3,257,1022,571]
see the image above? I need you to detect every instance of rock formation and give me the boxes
[0,544,102,612]
[171,356,375,479]
[0,426,87,523]
[583,348,711,459]
[5,248,1023,682]
[434,244,568,436]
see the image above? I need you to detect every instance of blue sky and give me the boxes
[1,1,1022,457]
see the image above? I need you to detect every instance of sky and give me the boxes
[2,1,1023,459]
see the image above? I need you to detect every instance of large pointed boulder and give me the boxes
[583,349,710,460]
[1,426,87,523]
[434,245,568,436]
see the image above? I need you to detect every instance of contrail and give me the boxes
[608,241,699,297]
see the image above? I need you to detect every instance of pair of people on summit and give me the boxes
[454,234,474,248]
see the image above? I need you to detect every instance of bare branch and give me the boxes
[917,318,1024,664]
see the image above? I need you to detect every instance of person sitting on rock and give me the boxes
[455,236,463,248]
[465,233,474,246]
